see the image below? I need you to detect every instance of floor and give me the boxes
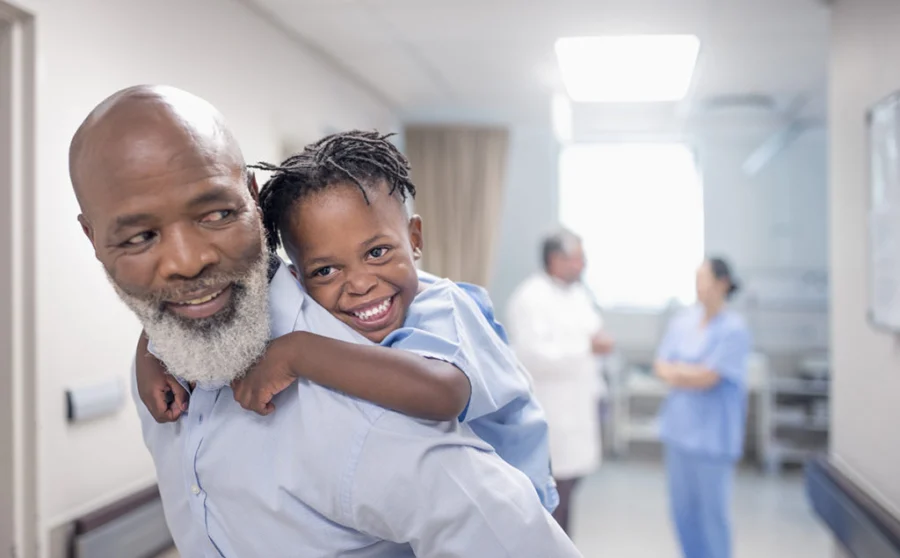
[572,460,832,558]
[156,459,831,558]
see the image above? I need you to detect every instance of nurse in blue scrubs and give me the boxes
[654,257,751,558]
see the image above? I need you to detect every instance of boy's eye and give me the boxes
[312,266,335,278]
[123,231,156,247]
[368,246,390,259]
[202,210,234,223]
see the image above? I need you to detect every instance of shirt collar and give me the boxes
[417,268,440,286]
[266,252,282,282]
[541,271,577,291]
[268,259,307,338]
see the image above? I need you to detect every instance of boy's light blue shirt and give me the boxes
[656,305,752,461]
[383,271,558,512]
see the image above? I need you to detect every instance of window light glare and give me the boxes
[555,35,700,103]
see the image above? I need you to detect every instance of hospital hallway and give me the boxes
[6,0,900,556]
[571,460,831,558]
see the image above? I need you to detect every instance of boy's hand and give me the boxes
[137,369,190,423]
[232,336,301,416]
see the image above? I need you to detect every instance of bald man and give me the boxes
[70,85,582,558]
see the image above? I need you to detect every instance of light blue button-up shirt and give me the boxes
[135,263,580,558]
[387,272,557,511]
[656,306,752,461]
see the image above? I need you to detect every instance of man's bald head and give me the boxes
[69,85,246,217]
[70,86,270,388]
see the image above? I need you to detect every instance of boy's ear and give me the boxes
[408,215,423,260]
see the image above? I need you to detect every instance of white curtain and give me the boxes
[404,126,510,286]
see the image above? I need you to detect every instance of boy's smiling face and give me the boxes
[282,180,423,343]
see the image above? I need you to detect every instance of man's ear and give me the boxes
[247,171,260,204]
[78,214,103,261]
[408,215,424,260]
[78,214,95,245]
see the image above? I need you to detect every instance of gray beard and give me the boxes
[111,248,271,389]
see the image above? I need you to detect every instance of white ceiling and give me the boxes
[249,0,829,123]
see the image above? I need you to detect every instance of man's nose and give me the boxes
[158,225,219,280]
[345,269,378,296]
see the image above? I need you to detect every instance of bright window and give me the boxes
[559,143,704,309]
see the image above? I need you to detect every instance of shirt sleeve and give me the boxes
[383,281,532,422]
[576,284,604,334]
[415,272,507,345]
[345,414,582,558]
[703,320,752,385]
[656,319,680,362]
[453,281,510,343]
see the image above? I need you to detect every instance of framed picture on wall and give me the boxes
[867,91,900,332]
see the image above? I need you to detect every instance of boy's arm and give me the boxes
[135,332,189,423]
[235,331,471,421]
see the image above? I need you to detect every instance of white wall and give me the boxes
[699,125,829,272]
[829,0,900,518]
[490,121,560,311]
[11,0,395,553]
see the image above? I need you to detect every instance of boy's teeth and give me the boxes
[354,298,392,320]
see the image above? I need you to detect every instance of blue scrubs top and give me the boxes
[656,306,752,461]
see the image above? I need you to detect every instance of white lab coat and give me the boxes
[506,273,603,480]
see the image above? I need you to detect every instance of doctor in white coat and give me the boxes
[507,229,613,536]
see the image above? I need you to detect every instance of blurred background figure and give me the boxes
[654,257,751,558]
[506,229,615,536]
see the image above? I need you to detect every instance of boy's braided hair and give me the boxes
[251,130,416,252]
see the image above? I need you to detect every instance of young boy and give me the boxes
[135,131,557,512]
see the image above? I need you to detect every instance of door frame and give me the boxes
[0,3,36,557]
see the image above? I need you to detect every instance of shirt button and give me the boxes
[198,414,204,424]
[191,484,201,496]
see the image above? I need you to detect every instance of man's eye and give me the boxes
[312,266,335,278]
[202,210,234,223]
[123,231,156,246]
[368,246,390,259]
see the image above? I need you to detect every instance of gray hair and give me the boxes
[541,228,581,270]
